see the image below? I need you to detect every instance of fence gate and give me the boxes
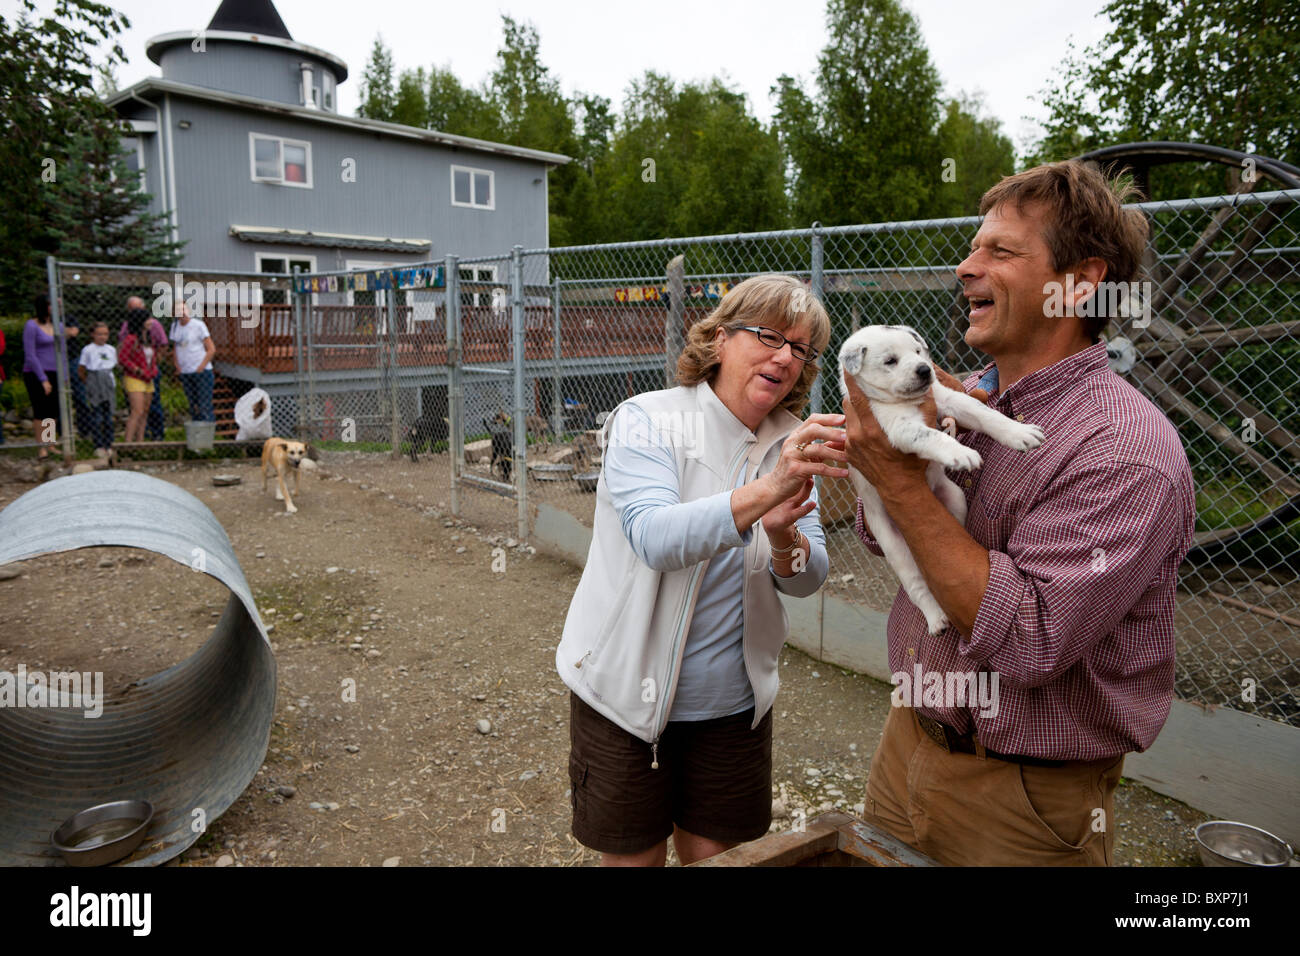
[446,249,529,541]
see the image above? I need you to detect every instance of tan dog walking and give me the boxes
[261,437,307,513]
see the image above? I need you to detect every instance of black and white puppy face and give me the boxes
[839,325,935,403]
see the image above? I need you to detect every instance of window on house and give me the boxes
[117,136,146,192]
[322,72,335,111]
[459,266,499,309]
[451,165,493,209]
[257,255,315,304]
[250,134,312,187]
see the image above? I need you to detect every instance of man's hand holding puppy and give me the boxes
[842,372,988,635]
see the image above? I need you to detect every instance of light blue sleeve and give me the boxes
[769,479,830,598]
[603,403,749,573]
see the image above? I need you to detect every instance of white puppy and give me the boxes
[839,325,1045,635]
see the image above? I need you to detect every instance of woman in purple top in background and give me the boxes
[22,293,77,464]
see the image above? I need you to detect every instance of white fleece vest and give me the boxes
[555,380,803,743]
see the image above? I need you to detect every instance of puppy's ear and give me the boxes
[905,327,928,350]
[841,344,866,377]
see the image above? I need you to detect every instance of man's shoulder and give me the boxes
[1062,370,1191,485]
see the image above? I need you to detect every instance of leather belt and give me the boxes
[914,710,1069,768]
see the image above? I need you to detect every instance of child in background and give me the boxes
[78,321,117,457]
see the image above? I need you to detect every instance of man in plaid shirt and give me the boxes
[842,160,1196,865]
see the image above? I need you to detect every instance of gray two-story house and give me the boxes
[106,0,574,437]
[110,0,566,275]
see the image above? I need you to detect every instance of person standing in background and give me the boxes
[78,321,117,458]
[120,295,168,440]
[61,300,90,441]
[170,301,216,422]
[22,294,77,468]
[118,305,159,444]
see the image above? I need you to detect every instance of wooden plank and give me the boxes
[1173,320,1300,353]
[1128,364,1300,494]
[1156,179,1257,306]
[1124,698,1300,848]
[835,817,940,866]
[692,815,843,867]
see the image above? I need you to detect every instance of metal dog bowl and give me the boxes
[574,471,600,492]
[52,800,154,867]
[1194,821,1293,867]
[528,462,574,481]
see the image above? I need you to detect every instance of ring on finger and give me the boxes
[794,441,810,459]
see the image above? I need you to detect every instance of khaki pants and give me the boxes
[863,706,1125,866]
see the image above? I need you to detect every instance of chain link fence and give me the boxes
[13,189,1297,727]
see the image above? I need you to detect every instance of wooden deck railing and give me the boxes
[206,303,700,374]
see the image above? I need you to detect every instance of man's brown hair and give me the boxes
[979,160,1150,341]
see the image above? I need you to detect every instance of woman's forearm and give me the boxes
[730,474,784,538]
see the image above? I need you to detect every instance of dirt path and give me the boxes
[0,454,1210,866]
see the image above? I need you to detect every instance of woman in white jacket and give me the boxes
[557,274,849,866]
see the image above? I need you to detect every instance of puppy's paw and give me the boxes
[924,608,950,636]
[942,444,982,472]
[1001,421,1045,451]
[274,489,283,500]
[285,503,297,514]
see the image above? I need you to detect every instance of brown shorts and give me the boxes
[567,692,772,855]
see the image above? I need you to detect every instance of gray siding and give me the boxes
[117,103,170,231]
[159,42,339,108]
[159,95,550,272]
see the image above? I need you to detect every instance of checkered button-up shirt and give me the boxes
[855,342,1196,760]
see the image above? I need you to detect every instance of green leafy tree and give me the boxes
[594,74,788,243]
[356,36,397,121]
[1030,0,1300,197]
[392,67,429,128]
[774,0,945,225]
[426,65,499,139]
[0,0,131,311]
[47,125,183,264]
[483,16,590,245]
[933,94,1016,217]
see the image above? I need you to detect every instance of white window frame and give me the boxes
[450,164,494,210]
[249,132,313,188]
[458,265,502,309]
[322,72,335,111]
[254,253,317,306]
[120,136,147,192]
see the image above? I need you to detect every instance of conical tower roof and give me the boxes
[205,0,292,40]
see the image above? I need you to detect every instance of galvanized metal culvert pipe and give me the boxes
[0,471,276,866]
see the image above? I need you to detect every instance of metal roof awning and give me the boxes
[229,224,431,254]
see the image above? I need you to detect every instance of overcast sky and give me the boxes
[11,0,1115,156]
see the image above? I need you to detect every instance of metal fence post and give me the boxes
[809,224,825,417]
[511,245,527,541]
[387,270,401,459]
[551,276,563,436]
[808,227,826,512]
[446,255,462,517]
[292,267,305,436]
[46,257,74,462]
[665,254,685,388]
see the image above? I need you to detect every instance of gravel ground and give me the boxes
[0,451,1213,866]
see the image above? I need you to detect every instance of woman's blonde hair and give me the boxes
[676,273,831,416]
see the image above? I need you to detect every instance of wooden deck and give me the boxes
[206,303,699,374]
